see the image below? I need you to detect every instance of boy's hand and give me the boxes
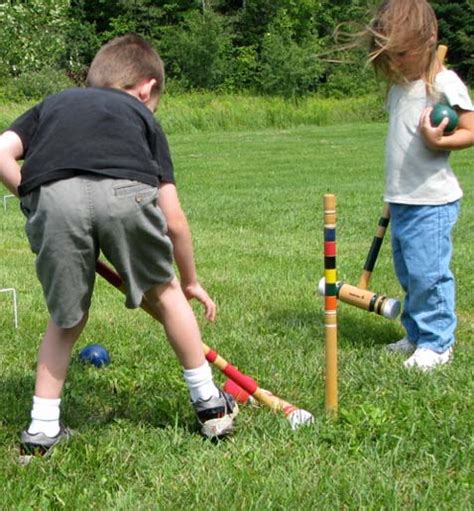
[182,282,217,322]
[419,107,450,150]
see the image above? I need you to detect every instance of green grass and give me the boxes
[0,122,473,510]
[0,92,385,134]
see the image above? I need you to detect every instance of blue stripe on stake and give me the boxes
[324,227,336,242]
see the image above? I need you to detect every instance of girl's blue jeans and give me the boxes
[390,201,460,353]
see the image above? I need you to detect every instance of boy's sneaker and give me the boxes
[193,390,239,439]
[20,424,74,458]
[404,347,453,372]
[386,336,416,354]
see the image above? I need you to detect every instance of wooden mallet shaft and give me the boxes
[358,202,390,290]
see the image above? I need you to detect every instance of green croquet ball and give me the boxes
[430,103,458,134]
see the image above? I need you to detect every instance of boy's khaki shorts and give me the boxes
[20,176,175,328]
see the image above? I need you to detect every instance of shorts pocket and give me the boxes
[113,181,158,210]
[113,181,157,198]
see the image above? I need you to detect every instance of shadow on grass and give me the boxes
[266,306,402,348]
[0,366,195,435]
[0,373,34,427]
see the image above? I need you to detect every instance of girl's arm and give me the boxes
[0,131,23,197]
[419,108,474,151]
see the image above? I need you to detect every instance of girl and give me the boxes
[367,0,474,370]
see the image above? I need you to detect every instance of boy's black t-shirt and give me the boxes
[10,87,175,197]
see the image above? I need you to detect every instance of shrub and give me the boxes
[161,10,234,91]
[321,61,380,99]
[0,0,69,77]
[60,17,101,84]
[1,68,75,102]
[257,10,324,97]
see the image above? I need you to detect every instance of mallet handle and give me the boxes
[437,44,447,64]
[358,202,390,290]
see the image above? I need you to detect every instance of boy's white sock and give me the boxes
[183,362,219,403]
[28,396,61,437]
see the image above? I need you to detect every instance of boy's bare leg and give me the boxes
[35,314,88,398]
[144,279,205,369]
[144,279,237,437]
[144,278,224,402]
[21,314,88,451]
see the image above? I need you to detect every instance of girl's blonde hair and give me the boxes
[367,0,440,94]
[86,34,165,96]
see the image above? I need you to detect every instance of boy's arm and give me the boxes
[0,131,24,197]
[419,108,474,151]
[158,181,216,322]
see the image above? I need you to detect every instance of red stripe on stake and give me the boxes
[325,296,337,310]
[324,241,336,257]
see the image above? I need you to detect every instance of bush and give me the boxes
[224,45,259,93]
[257,10,324,97]
[0,0,69,77]
[321,61,380,99]
[1,68,75,102]
[60,17,101,84]
[161,10,234,91]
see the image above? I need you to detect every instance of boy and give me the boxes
[0,34,237,455]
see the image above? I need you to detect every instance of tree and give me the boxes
[161,10,234,90]
[0,0,69,77]
[432,1,474,82]
[257,9,324,96]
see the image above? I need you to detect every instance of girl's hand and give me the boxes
[419,107,450,150]
[182,282,217,322]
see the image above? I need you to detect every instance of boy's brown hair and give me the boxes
[86,33,165,95]
[367,0,439,93]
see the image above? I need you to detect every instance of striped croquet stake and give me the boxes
[323,194,338,416]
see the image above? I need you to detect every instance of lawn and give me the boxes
[0,121,473,510]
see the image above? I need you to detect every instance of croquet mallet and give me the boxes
[357,202,390,290]
[317,201,400,320]
[95,260,314,430]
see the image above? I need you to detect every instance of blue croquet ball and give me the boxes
[430,103,458,134]
[79,344,110,368]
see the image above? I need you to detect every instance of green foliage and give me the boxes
[0,0,69,77]
[60,15,101,83]
[257,10,324,97]
[0,0,471,98]
[0,92,385,134]
[161,10,234,90]
[226,45,259,92]
[158,93,386,133]
[0,68,75,103]
[321,60,380,99]
[432,1,474,82]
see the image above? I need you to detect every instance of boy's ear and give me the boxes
[138,78,158,102]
